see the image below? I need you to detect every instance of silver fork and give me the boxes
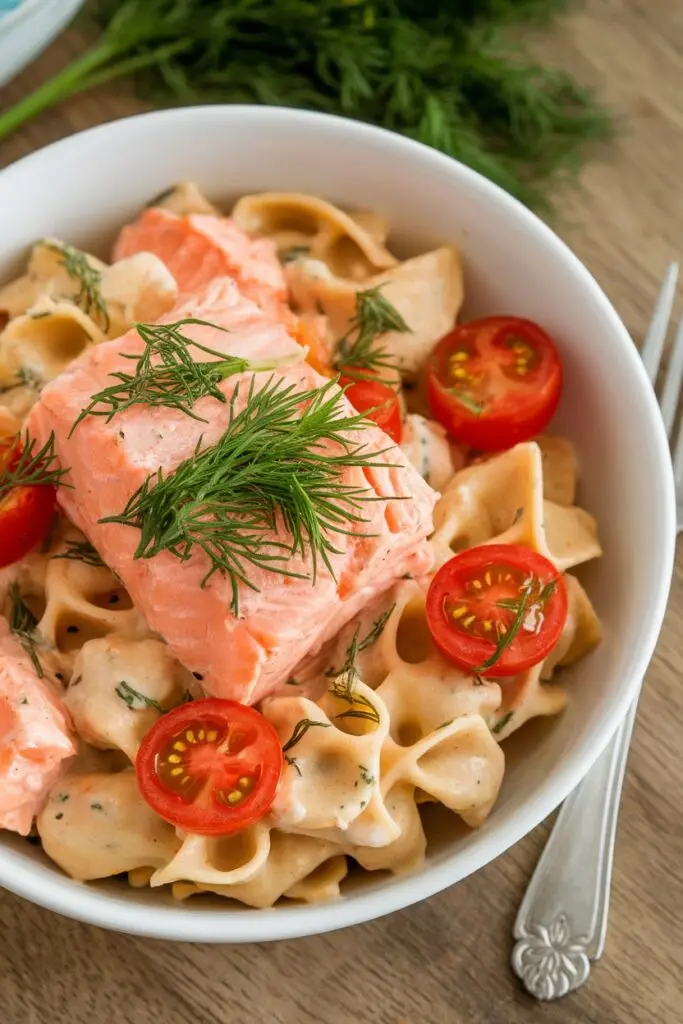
[511,264,682,1001]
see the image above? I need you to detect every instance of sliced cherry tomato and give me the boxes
[426,316,562,451]
[426,544,567,677]
[342,378,402,443]
[135,698,283,836]
[0,432,57,569]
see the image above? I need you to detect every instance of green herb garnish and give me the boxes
[0,2,612,212]
[282,718,331,752]
[70,318,300,433]
[492,710,514,734]
[478,573,559,672]
[8,583,43,678]
[285,755,302,776]
[45,242,109,330]
[100,376,395,614]
[115,680,163,712]
[452,392,486,416]
[359,604,396,651]
[334,287,410,383]
[0,431,69,503]
[52,539,106,568]
[358,765,376,785]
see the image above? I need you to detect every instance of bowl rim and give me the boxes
[0,104,676,942]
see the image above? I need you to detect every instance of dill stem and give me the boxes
[0,40,186,141]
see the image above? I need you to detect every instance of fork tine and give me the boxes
[641,263,679,384]
[660,313,683,438]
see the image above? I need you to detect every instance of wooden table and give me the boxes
[1,2,682,1021]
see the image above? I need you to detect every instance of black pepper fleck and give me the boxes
[66,625,79,634]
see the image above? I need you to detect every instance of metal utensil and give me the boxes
[511,264,682,1001]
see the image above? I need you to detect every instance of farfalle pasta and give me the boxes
[0,187,603,908]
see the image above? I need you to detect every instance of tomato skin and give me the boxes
[426,316,563,452]
[136,698,283,836]
[342,378,402,443]
[0,435,57,568]
[426,544,567,677]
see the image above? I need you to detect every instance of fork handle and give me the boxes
[510,699,637,1000]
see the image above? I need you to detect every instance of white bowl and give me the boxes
[0,107,675,942]
[0,0,85,89]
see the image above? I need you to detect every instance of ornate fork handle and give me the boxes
[511,700,637,1001]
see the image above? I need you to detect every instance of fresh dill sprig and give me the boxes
[326,604,395,683]
[334,287,410,384]
[0,2,613,213]
[359,603,396,651]
[52,539,106,568]
[478,574,559,672]
[0,431,70,504]
[325,626,382,726]
[115,680,163,711]
[70,318,300,433]
[8,582,43,678]
[282,717,331,752]
[100,376,396,614]
[45,242,110,331]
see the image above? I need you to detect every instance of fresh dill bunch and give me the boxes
[100,375,396,614]
[52,538,106,568]
[0,431,70,502]
[334,287,410,383]
[0,0,613,212]
[8,582,43,678]
[45,242,110,331]
[70,317,300,433]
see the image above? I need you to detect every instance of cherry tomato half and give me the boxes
[135,699,283,836]
[0,432,57,569]
[426,544,567,677]
[342,378,402,443]
[426,316,563,451]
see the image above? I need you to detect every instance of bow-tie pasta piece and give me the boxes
[37,769,180,881]
[263,685,389,839]
[151,822,272,888]
[432,441,601,573]
[285,244,463,381]
[231,192,397,280]
[381,714,505,828]
[535,435,578,506]
[489,664,567,741]
[149,181,221,217]
[172,832,345,908]
[347,782,427,874]
[541,574,602,680]
[38,539,150,674]
[284,854,349,903]
[0,240,109,322]
[542,502,602,572]
[64,636,192,762]
[0,299,104,400]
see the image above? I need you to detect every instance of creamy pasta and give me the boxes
[0,185,602,907]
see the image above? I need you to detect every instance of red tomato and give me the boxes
[136,699,283,836]
[426,316,562,451]
[426,544,567,677]
[342,378,402,443]
[0,433,57,569]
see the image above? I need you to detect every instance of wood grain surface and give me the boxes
[1,2,682,1021]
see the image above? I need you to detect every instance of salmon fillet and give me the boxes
[113,207,289,323]
[0,618,75,834]
[28,278,437,704]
